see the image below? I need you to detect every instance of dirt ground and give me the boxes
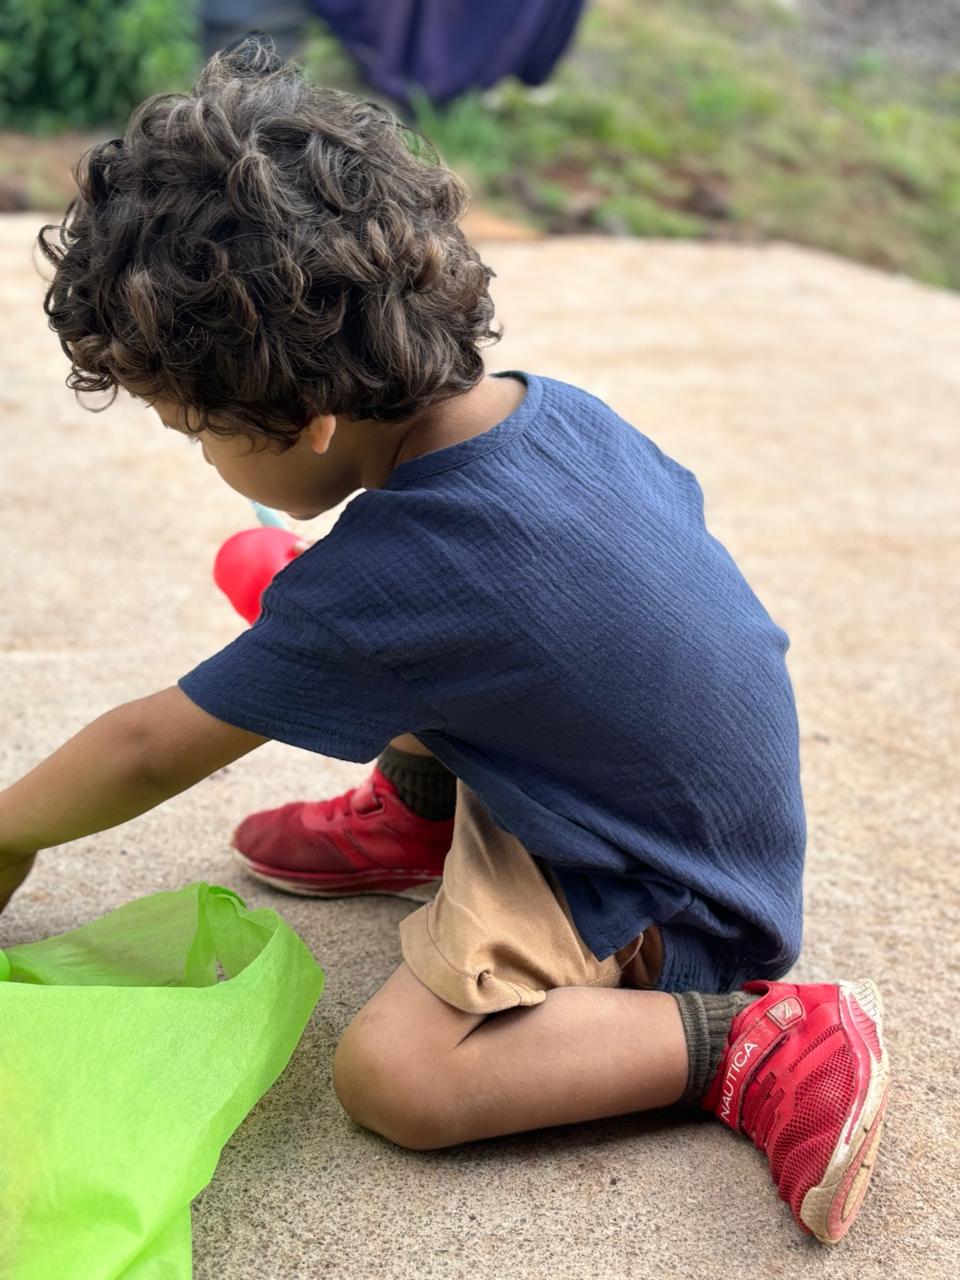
[1,214,957,1277]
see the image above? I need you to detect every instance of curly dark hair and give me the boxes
[37,34,502,449]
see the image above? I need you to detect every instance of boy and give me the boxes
[1,37,888,1244]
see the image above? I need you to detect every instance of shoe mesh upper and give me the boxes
[292,829,359,873]
[766,1029,856,1221]
[792,1024,838,1069]
[235,804,360,873]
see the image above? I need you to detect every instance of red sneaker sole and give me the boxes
[231,848,442,901]
[798,979,891,1244]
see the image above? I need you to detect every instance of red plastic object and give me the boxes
[214,528,304,625]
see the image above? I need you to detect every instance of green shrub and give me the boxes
[407,87,515,185]
[595,192,702,238]
[298,16,364,95]
[0,0,198,131]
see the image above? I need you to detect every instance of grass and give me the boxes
[2,1,957,289]
[302,0,960,289]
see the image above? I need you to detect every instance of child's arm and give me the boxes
[0,687,268,912]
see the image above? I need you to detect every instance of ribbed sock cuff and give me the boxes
[376,746,457,821]
[673,989,760,1104]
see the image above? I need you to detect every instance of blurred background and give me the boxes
[1,0,958,287]
[2,13,958,1276]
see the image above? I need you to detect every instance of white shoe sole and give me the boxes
[230,847,441,902]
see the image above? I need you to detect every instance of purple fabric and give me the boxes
[311,0,586,105]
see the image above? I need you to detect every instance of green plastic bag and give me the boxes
[0,882,325,1279]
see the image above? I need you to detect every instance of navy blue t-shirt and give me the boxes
[179,371,806,993]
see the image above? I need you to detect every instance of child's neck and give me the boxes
[392,373,526,470]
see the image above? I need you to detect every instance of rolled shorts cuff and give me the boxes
[400,903,553,1014]
[397,781,664,1016]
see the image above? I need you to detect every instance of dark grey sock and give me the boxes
[376,746,457,821]
[672,989,762,1104]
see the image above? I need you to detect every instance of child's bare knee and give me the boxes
[332,1015,450,1150]
[331,1018,380,1127]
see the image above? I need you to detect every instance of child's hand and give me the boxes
[0,851,36,916]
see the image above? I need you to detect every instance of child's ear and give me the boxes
[304,412,337,455]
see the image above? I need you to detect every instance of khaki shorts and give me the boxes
[399,781,664,1015]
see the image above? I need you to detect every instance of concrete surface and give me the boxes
[1,215,957,1278]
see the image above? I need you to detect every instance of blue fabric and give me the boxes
[179,371,807,994]
[310,0,587,106]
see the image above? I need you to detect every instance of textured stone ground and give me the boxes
[1,214,957,1277]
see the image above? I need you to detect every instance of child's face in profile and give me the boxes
[148,376,498,519]
[152,400,340,520]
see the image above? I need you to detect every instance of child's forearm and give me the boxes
[0,704,186,858]
[0,687,267,862]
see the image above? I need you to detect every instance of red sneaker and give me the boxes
[702,978,890,1244]
[231,767,453,899]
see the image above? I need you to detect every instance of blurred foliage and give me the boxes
[298,17,364,97]
[1,0,957,289]
[0,0,198,132]
[301,0,960,288]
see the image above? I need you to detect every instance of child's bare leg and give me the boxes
[0,852,36,914]
[332,963,687,1149]
[388,733,434,756]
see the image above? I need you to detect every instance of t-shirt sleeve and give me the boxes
[177,587,445,763]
